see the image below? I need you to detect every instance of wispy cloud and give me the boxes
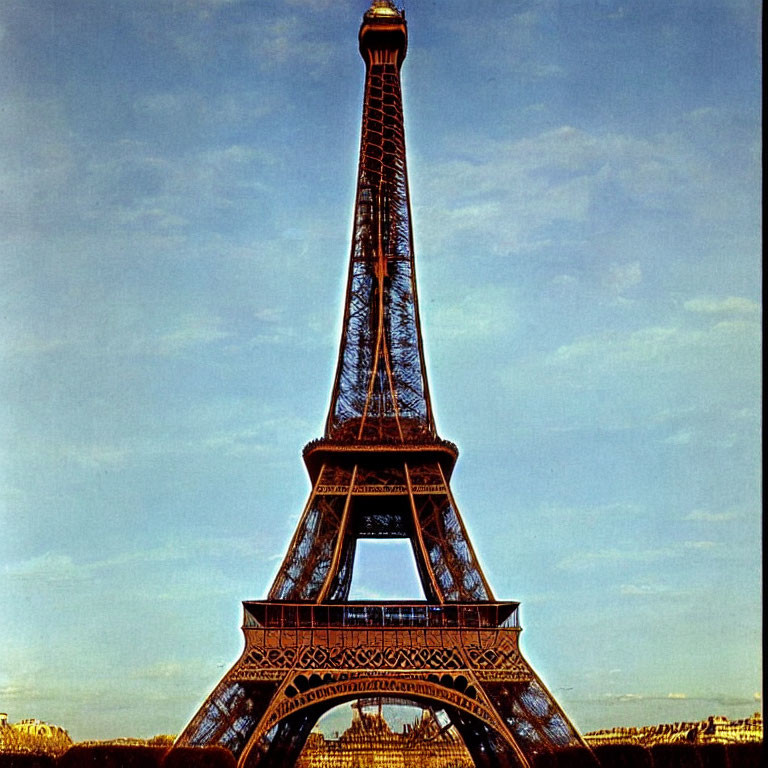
[597,692,694,702]
[3,553,85,585]
[535,314,760,426]
[539,502,645,520]
[416,117,749,259]
[603,692,646,702]
[23,427,268,469]
[130,661,195,682]
[154,313,230,355]
[1,332,67,358]
[557,547,678,571]
[253,15,336,72]
[603,261,642,295]
[425,285,516,343]
[619,583,673,596]
[684,508,740,522]
[560,533,731,574]
[285,0,336,8]
[662,429,693,445]
[684,296,761,315]
[598,692,758,706]
[4,537,264,584]
[548,319,759,369]
[1,90,281,241]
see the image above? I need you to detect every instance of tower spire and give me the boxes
[326,0,431,443]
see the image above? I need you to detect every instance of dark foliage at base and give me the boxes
[591,743,654,768]
[532,746,599,767]
[160,747,236,768]
[0,755,56,768]
[698,742,729,768]
[725,742,763,768]
[56,746,165,768]
[4,739,761,767]
[649,743,703,768]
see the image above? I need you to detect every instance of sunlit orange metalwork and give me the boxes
[176,2,585,766]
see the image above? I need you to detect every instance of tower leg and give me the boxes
[240,707,321,768]
[179,678,278,760]
[479,680,582,765]
[448,705,527,768]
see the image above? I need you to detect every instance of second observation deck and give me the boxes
[243,601,520,630]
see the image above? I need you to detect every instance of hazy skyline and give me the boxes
[1,0,761,742]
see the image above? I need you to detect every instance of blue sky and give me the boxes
[0,0,761,743]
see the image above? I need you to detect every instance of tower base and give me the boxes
[177,601,584,767]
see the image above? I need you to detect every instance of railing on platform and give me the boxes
[243,601,519,630]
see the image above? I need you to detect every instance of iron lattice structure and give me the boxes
[177,3,586,766]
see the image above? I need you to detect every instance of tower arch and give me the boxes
[240,686,527,768]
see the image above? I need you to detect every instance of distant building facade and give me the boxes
[584,712,763,746]
[0,715,72,754]
[296,705,473,768]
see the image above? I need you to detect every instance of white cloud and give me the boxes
[557,547,677,571]
[285,0,336,8]
[155,313,230,355]
[134,90,282,132]
[417,126,616,252]
[526,62,566,78]
[684,509,739,522]
[684,296,760,315]
[1,89,282,243]
[1,332,67,358]
[539,502,645,520]
[425,285,516,342]
[3,553,84,585]
[605,693,646,702]
[55,427,267,467]
[663,429,693,445]
[547,317,759,375]
[415,108,757,275]
[603,261,642,294]
[178,0,245,8]
[4,537,263,590]
[61,443,131,468]
[619,583,671,596]
[255,16,336,71]
[130,661,188,681]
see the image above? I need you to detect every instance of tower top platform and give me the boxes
[367,0,400,18]
[360,0,407,67]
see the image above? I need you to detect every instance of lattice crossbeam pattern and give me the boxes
[268,464,353,601]
[326,35,433,443]
[183,680,278,760]
[268,460,491,603]
[413,493,489,601]
[483,681,581,763]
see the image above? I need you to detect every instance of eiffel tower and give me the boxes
[177,2,586,766]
